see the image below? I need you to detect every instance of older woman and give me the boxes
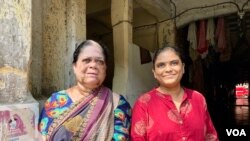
[130,45,218,141]
[38,40,131,141]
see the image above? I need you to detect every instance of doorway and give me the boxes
[176,12,250,140]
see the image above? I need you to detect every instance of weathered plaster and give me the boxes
[65,0,86,89]
[0,0,31,103]
[41,0,86,96]
[42,0,67,96]
[30,0,43,98]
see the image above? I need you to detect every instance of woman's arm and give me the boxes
[204,100,219,141]
[130,98,148,141]
[113,95,131,141]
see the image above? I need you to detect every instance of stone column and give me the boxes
[42,0,67,96]
[30,0,43,98]
[0,0,32,103]
[65,0,86,88]
[42,0,86,96]
[111,0,133,96]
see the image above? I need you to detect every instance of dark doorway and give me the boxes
[176,12,250,141]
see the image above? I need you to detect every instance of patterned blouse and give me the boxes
[131,88,218,141]
[39,90,131,141]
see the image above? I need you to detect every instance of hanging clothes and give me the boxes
[187,22,199,61]
[206,18,216,47]
[188,22,198,50]
[197,20,209,58]
[215,17,226,53]
[139,46,152,64]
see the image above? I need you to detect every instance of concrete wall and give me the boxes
[126,44,157,106]
[133,7,158,52]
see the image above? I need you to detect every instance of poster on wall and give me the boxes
[0,101,39,141]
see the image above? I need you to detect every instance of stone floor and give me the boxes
[208,98,250,141]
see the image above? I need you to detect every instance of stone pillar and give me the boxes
[65,0,86,88]
[0,0,32,103]
[158,20,176,47]
[30,0,43,98]
[42,0,67,96]
[111,0,133,96]
[42,0,86,96]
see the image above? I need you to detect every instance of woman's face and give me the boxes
[73,43,107,89]
[152,48,185,88]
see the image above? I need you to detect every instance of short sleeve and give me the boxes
[203,98,219,140]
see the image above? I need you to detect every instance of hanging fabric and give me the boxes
[206,18,216,47]
[215,17,226,53]
[139,46,152,64]
[197,20,209,58]
[187,22,199,61]
[187,22,197,50]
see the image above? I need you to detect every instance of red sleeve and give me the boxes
[130,99,148,141]
[204,100,219,141]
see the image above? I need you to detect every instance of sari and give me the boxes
[39,86,120,141]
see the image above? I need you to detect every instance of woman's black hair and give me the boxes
[152,44,186,69]
[73,40,109,64]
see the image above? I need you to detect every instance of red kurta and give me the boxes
[131,88,218,141]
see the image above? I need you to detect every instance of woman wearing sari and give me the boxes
[38,40,131,141]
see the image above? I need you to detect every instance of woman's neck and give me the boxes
[157,85,183,101]
[66,84,97,102]
[76,84,96,96]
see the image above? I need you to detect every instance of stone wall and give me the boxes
[1,0,86,103]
